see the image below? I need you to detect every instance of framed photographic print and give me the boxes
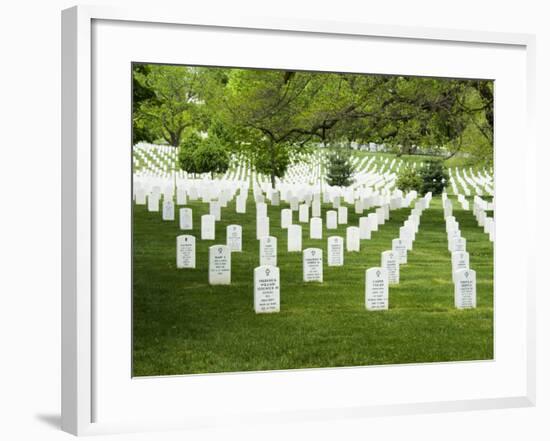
[62,5,536,436]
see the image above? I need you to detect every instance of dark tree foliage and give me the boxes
[419,159,449,195]
[326,150,355,187]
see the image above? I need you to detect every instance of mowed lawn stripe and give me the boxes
[132,193,493,376]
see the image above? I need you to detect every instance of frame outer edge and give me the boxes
[525,34,537,406]
[78,4,532,46]
[61,6,78,434]
[62,5,93,435]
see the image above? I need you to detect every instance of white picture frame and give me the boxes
[62,5,536,436]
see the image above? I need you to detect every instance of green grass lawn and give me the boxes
[132,194,493,376]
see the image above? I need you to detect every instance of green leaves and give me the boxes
[177,132,230,177]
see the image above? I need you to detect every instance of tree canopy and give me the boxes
[133,64,494,184]
[133,64,207,147]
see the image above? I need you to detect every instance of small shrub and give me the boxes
[326,150,355,187]
[396,167,423,193]
[419,159,448,195]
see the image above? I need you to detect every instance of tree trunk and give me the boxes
[166,131,179,147]
[270,141,276,189]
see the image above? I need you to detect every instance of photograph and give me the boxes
[131,63,494,376]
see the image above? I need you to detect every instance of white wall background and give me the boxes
[0,0,547,440]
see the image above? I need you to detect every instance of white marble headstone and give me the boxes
[162,199,175,221]
[338,206,348,224]
[451,236,467,253]
[303,248,323,282]
[188,187,198,200]
[346,226,360,252]
[147,193,159,212]
[208,245,231,285]
[179,208,193,230]
[256,216,270,240]
[375,207,385,225]
[392,238,407,264]
[255,193,265,204]
[254,265,280,313]
[326,210,338,229]
[287,224,302,252]
[399,226,413,251]
[281,208,292,229]
[381,250,400,284]
[383,204,390,221]
[367,213,378,232]
[201,214,215,240]
[226,224,242,252]
[176,188,187,205]
[256,202,267,219]
[298,204,309,223]
[312,200,321,218]
[310,217,323,239]
[327,236,344,266]
[135,189,146,205]
[365,267,389,311]
[359,217,371,240]
[236,195,247,214]
[176,235,195,269]
[454,268,476,309]
[259,236,277,267]
[209,200,221,221]
[451,251,470,282]
[447,229,461,251]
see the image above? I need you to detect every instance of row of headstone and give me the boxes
[135,139,493,210]
[444,205,477,309]
[473,198,495,242]
[456,194,470,211]
[176,195,476,312]
[379,196,428,286]
[137,169,419,242]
